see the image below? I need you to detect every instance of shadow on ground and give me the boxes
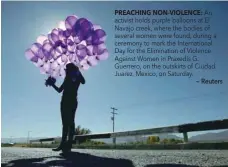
[1,151,134,167]
[2,151,228,167]
[145,164,228,167]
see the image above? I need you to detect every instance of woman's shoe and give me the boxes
[52,147,62,151]
[53,125,68,152]
[52,143,64,151]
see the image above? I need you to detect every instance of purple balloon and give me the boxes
[58,29,67,41]
[39,66,46,74]
[80,60,90,70]
[42,42,52,52]
[31,56,39,63]
[55,57,62,65]
[25,49,35,60]
[51,69,60,78]
[42,42,53,60]
[58,21,67,31]
[67,38,74,45]
[37,35,48,45]
[49,58,55,63]
[71,54,80,64]
[74,18,93,40]
[86,43,106,56]
[54,46,63,54]
[92,45,98,55]
[65,15,78,31]
[63,30,71,38]
[97,49,108,60]
[60,39,68,49]
[97,43,106,55]
[61,54,68,63]
[73,36,81,44]
[68,53,78,64]
[67,40,76,53]
[86,45,93,56]
[37,48,45,59]
[59,67,66,78]
[87,56,98,66]
[52,49,61,60]
[86,35,92,45]
[92,29,106,45]
[51,28,59,43]
[34,58,44,67]
[31,43,42,56]
[51,61,58,69]
[76,48,87,61]
[77,43,86,50]
[62,47,67,54]
[25,49,39,63]
[43,39,50,45]
[43,62,51,73]
[47,34,55,46]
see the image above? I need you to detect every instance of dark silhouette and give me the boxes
[2,151,227,167]
[45,63,85,153]
[1,152,134,167]
[145,165,200,167]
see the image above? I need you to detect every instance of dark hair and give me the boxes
[65,63,79,77]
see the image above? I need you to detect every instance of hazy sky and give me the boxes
[2,1,228,139]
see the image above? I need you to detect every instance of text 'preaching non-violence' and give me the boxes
[114,10,202,16]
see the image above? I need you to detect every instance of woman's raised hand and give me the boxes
[45,77,56,87]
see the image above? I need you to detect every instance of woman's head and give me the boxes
[65,63,79,77]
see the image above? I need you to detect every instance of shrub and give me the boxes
[147,136,160,144]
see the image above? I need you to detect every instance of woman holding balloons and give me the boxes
[25,15,109,153]
[46,63,85,153]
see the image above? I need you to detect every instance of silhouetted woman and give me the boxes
[46,63,85,152]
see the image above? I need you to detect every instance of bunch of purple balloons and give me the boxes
[25,15,108,78]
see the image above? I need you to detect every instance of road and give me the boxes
[1,147,228,167]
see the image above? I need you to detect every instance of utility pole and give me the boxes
[10,136,13,143]
[111,107,118,145]
[27,131,32,144]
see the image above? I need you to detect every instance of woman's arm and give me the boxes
[51,80,65,93]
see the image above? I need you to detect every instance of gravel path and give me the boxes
[1,147,228,167]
